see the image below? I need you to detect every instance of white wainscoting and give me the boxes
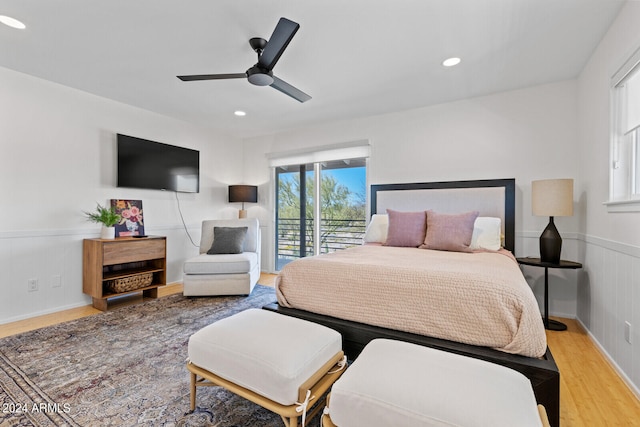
[577,234,640,398]
[0,225,201,324]
[518,231,639,396]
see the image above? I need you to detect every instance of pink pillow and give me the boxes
[420,210,479,252]
[383,209,427,247]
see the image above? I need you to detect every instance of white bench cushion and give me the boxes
[188,308,342,406]
[183,252,258,275]
[329,339,542,427]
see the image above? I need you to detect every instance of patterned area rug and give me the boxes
[0,285,304,427]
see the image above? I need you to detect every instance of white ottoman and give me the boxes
[323,339,549,427]
[187,309,346,426]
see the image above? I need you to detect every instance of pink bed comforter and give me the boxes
[276,245,547,358]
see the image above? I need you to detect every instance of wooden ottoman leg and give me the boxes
[322,394,337,427]
[280,415,299,427]
[190,371,197,411]
[538,405,551,427]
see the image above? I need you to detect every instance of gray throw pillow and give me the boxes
[207,227,248,254]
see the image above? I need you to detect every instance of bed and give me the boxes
[263,178,560,426]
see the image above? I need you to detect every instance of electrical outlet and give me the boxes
[52,275,62,288]
[27,278,39,292]
[625,321,632,344]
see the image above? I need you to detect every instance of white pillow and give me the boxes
[469,217,502,251]
[363,214,389,243]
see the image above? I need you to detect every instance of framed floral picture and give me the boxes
[110,199,145,237]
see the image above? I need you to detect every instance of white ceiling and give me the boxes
[0,0,625,139]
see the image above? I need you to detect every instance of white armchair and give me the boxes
[183,218,261,296]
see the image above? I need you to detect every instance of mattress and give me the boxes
[276,245,547,358]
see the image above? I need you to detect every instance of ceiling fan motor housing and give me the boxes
[247,66,274,86]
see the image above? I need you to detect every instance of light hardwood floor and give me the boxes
[1,273,639,426]
[546,317,640,426]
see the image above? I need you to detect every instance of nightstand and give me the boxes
[516,257,582,331]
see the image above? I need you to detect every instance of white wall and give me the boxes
[243,80,581,318]
[0,66,243,323]
[576,1,640,396]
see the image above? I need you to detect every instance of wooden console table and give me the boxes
[83,236,166,311]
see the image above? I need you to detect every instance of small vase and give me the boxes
[101,226,116,239]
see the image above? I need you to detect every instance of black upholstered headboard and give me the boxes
[370,179,516,253]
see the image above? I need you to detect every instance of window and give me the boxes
[268,141,369,269]
[608,45,640,212]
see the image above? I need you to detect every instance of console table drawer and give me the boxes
[103,239,165,265]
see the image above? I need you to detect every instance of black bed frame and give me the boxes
[264,179,560,427]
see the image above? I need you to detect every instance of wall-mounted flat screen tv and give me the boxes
[117,134,200,193]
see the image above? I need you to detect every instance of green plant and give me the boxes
[83,203,121,227]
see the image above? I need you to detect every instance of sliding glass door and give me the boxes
[275,158,366,270]
[275,164,314,270]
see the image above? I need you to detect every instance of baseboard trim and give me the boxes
[0,300,90,325]
[1,281,184,326]
[576,317,640,401]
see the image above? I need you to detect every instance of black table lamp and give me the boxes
[229,185,258,218]
[532,179,573,264]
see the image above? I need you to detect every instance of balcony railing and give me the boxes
[277,217,366,269]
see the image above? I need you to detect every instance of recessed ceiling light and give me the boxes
[442,57,461,67]
[0,15,26,29]
[234,111,246,117]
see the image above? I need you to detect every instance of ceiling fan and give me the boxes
[177,17,311,103]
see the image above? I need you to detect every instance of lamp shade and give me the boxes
[532,179,573,217]
[228,185,258,203]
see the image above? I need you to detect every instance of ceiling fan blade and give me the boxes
[258,17,300,71]
[177,73,246,81]
[270,76,311,103]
